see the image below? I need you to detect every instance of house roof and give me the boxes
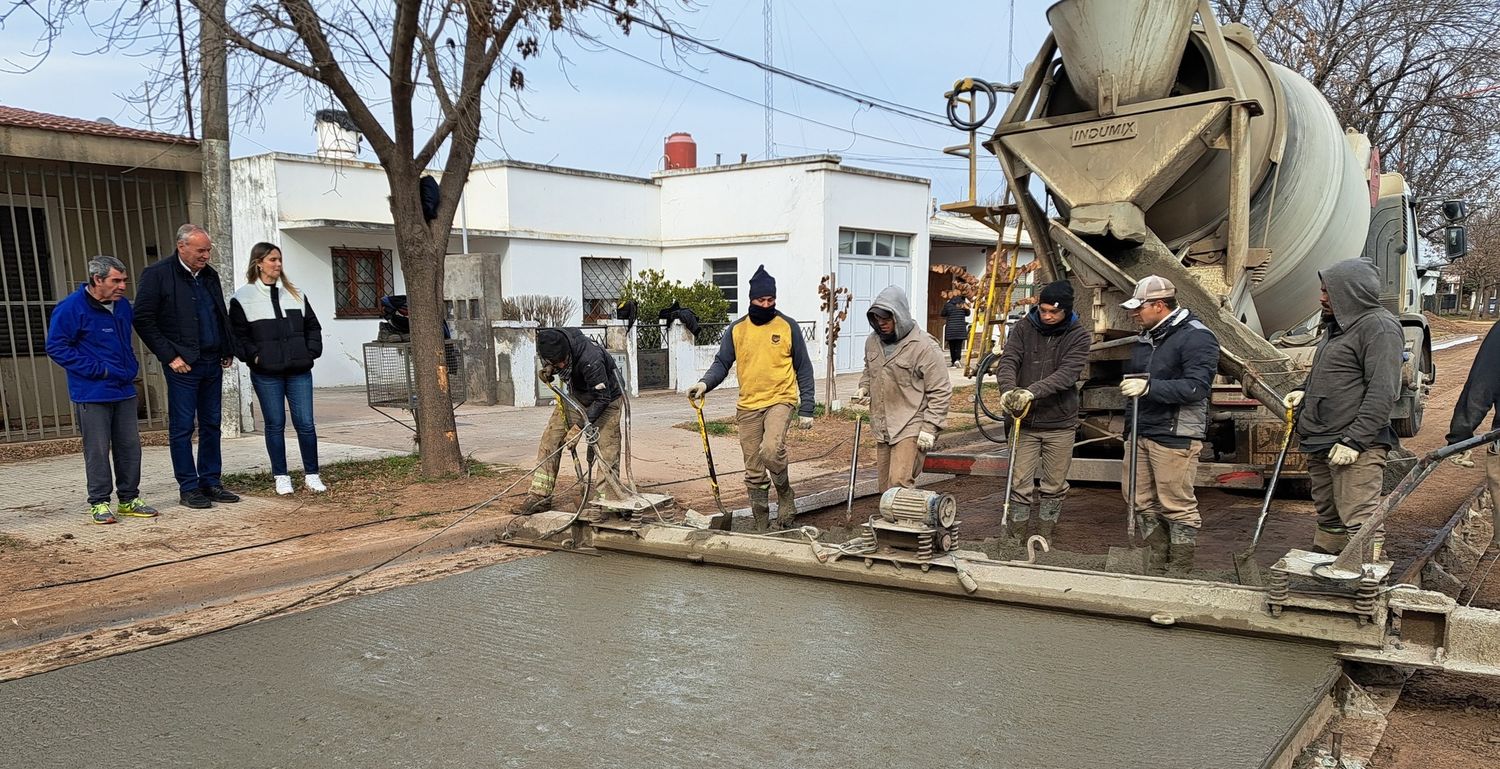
[0,105,198,146]
[928,213,1032,248]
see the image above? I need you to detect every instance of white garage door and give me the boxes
[836,257,912,372]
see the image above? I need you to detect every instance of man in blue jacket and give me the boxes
[46,256,157,524]
[1120,275,1220,575]
[133,224,240,509]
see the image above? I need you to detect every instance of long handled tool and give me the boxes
[999,399,1030,539]
[690,393,732,530]
[1125,384,1143,542]
[845,413,863,528]
[1235,404,1297,586]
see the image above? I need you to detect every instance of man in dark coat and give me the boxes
[995,280,1092,540]
[1446,321,1500,547]
[520,327,628,516]
[132,223,240,510]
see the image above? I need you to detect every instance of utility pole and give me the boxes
[200,0,241,436]
[764,0,773,159]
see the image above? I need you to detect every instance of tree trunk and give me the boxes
[1469,286,1482,320]
[391,200,464,477]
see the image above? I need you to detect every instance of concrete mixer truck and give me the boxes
[943,0,1468,486]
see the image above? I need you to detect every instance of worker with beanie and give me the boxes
[519,327,628,516]
[688,265,815,531]
[994,280,1092,542]
[854,285,952,491]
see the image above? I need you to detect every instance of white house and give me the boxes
[231,140,933,389]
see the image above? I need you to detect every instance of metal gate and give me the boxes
[635,322,669,390]
[0,158,190,442]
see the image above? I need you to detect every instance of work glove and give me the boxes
[1001,388,1034,415]
[1282,390,1304,409]
[798,416,815,430]
[853,386,869,402]
[1451,449,1476,469]
[1119,378,1149,398]
[537,364,556,383]
[917,430,936,451]
[1328,443,1359,466]
[686,381,708,402]
[581,423,600,446]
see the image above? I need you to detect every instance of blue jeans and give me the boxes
[251,370,319,476]
[164,364,223,493]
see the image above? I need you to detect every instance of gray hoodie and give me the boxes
[859,286,952,443]
[1294,258,1403,453]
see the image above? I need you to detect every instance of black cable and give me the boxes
[972,351,1009,444]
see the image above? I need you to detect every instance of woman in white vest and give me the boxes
[229,242,327,495]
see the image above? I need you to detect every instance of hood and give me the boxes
[869,285,916,340]
[1319,258,1385,327]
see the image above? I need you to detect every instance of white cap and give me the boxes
[1121,275,1176,309]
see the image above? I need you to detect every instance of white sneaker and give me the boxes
[305,474,328,493]
[274,475,294,496]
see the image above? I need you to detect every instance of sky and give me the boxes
[0,0,1053,206]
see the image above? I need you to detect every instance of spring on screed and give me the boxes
[917,530,934,560]
[1267,572,1290,603]
[1355,572,1379,617]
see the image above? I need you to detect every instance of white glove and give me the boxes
[853,386,868,402]
[686,382,708,402]
[1328,443,1359,466]
[917,430,936,451]
[1120,378,1149,398]
[1451,449,1476,469]
[1282,390,1304,409]
[798,416,815,430]
[1002,388,1034,415]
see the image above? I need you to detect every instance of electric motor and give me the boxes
[878,488,958,528]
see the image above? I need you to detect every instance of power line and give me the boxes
[584,0,951,127]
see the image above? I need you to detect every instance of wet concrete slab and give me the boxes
[1,553,1340,768]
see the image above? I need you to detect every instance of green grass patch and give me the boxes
[0,534,28,550]
[220,453,496,492]
[673,418,737,435]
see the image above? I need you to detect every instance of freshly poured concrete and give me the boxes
[1,553,1339,768]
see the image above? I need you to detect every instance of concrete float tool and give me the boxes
[1105,374,1149,573]
[1235,403,1297,586]
[999,400,1029,540]
[689,392,732,531]
[845,411,863,528]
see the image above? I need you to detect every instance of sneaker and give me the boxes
[90,502,117,525]
[304,474,327,493]
[202,486,241,503]
[117,498,159,518]
[274,475,294,496]
[180,490,213,509]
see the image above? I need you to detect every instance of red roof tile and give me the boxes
[0,105,198,146]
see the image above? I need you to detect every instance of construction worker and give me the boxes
[688,265,815,530]
[1120,275,1220,575]
[1446,320,1500,548]
[1284,258,1403,555]
[519,328,628,516]
[995,280,1092,541]
[854,286,952,491]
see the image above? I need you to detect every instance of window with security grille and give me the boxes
[581,257,629,323]
[838,229,912,259]
[706,258,738,315]
[331,247,393,318]
[1,205,55,357]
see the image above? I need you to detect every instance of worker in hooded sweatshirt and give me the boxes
[688,266,815,530]
[1283,258,1403,556]
[854,286,953,491]
[994,280,1092,542]
[1120,275,1220,576]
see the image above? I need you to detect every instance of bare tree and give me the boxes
[1450,207,1500,318]
[1216,0,1500,234]
[15,0,683,476]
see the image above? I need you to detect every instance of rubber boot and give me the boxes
[1140,515,1169,576]
[1005,503,1031,543]
[1166,523,1198,577]
[769,469,797,529]
[1311,526,1349,555]
[747,484,772,532]
[1036,498,1062,541]
[519,493,553,515]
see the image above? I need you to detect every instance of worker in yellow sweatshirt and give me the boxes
[688,265,815,531]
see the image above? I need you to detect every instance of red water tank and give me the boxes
[664,132,697,170]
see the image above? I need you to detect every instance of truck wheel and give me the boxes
[1393,347,1427,438]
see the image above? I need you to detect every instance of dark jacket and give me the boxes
[556,328,624,423]
[1295,258,1403,453]
[45,284,139,403]
[995,308,1092,430]
[1447,321,1500,445]
[940,296,970,341]
[1125,307,1220,447]
[229,281,324,377]
[132,256,231,365]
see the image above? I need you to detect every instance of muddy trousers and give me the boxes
[1489,448,1500,547]
[529,397,625,499]
[876,437,926,492]
[1123,438,1203,531]
[737,403,793,486]
[1307,447,1386,554]
[1007,428,1075,516]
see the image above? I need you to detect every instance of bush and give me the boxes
[499,295,578,326]
[621,269,731,328]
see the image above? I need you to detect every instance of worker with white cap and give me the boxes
[1119,275,1220,575]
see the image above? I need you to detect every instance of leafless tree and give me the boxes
[1449,207,1500,318]
[13,0,686,476]
[1215,0,1500,235]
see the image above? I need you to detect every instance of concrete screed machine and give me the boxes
[939,0,1470,491]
